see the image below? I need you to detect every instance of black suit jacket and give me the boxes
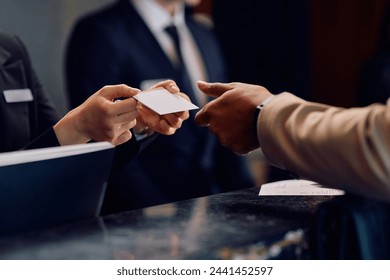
[0,31,60,152]
[66,0,254,213]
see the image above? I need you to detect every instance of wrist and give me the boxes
[53,109,91,145]
[254,95,275,141]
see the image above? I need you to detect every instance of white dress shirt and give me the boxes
[131,0,207,105]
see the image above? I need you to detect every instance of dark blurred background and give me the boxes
[210,0,390,107]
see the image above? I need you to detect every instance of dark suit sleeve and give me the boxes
[111,133,157,171]
[22,128,60,150]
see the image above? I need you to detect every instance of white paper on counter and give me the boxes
[259,179,345,196]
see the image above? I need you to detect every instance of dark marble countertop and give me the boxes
[0,187,334,259]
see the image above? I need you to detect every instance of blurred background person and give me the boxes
[65,0,254,214]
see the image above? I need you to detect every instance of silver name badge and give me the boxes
[3,89,34,103]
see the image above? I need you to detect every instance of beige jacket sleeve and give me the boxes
[258,92,390,201]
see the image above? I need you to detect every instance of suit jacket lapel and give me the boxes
[0,43,21,89]
[116,0,176,76]
[0,44,11,68]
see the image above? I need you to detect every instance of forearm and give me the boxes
[22,128,60,150]
[259,93,390,200]
[53,108,91,146]
[110,132,158,172]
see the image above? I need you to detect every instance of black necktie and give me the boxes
[164,24,197,104]
[165,25,185,70]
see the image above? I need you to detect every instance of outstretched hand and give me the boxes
[195,81,273,155]
[54,84,140,146]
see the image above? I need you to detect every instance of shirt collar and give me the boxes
[131,0,186,33]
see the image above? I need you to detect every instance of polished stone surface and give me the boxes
[0,187,334,259]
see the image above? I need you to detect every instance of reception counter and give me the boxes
[0,186,344,260]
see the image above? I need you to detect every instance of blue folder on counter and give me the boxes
[0,142,115,236]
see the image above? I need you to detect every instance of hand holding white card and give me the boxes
[133,89,199,115]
